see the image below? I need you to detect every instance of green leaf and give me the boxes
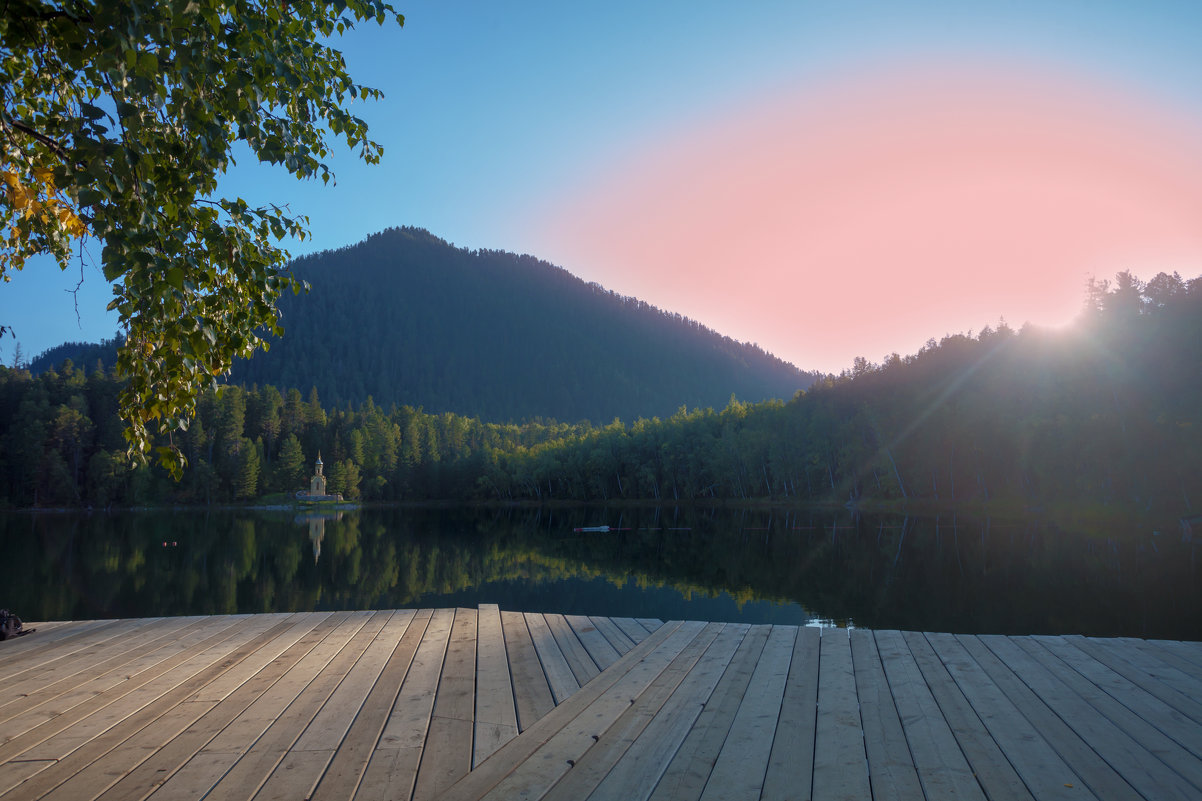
[103,260,128,281]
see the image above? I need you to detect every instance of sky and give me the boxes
[5,0,1202,374]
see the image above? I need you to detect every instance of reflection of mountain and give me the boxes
[4,507,1199,638]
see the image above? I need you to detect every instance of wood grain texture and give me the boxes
[2,610,1200,801]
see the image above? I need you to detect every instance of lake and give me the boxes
[2,505,1198,640]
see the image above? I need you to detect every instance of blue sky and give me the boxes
[5,1,1202,372]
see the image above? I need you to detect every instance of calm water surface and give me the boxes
[2,506,1198,639]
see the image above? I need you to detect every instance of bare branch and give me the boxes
[6,119,71,159]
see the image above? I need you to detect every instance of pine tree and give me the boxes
[276,434,307,493]
[233,437,260,500]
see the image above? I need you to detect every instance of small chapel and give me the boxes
[297,453,343,503]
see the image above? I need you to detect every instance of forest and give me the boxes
[1,269,1199,528]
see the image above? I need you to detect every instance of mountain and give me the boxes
[229,227,817,421]
[28,337,122,376]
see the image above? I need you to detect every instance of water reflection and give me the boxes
[1,506,1198,640]
[296,510,344,564]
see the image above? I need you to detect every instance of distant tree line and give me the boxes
[1,270,1199,521]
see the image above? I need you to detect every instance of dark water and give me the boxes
[1,506,1198,640]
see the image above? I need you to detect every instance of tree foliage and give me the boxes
[1,0,402,474]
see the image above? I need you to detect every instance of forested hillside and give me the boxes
[3,270,1197,526]
[229,227,816,421]
[27,337,121,376]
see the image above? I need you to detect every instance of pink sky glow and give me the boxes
[535,64,1202,374]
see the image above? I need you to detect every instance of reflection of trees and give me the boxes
[1,507,1198,639]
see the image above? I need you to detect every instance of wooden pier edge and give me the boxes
[0,609,1199,801]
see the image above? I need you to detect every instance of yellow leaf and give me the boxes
[32,167,55,187]
[0,171,19,189]
[10,184,32,211]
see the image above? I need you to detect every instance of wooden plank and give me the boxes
[0,616,215,727]
[254,611,413,801]
[197,611,390,801]
[17,621,71,633]
[500,611,554,732]
[431,609,478,723]
[412,607,478,801]
[1,613,298,801]
[1065,635,1202,725]
[588,615,636,655]
[1,613,333,801]
[46,613,324,801]
[982,634,1201,801]
[11,613,276,760]
[310,609,431,801]
[474,605,519,768]
[956,634,1140,801]
[24,611,1202,801]
[545,613,600,686]
[1129,639,1202,680]
[0,620,127,676]
[699,625,796,801]
[153,611,376,801]
[875,630,984,800]
[926,633,1087,801]
[1,617,185,702]
[373,608,455,750]
[1,622,217,747]
[293,611,413,751]
[611,617,652,644]
[849,629,924,801]
[434,620,687,801]
[0,758,54,791]
[902,631,1034,801]
[93,613,342,801]
[648,625,771,801]
[356,608,454,801]
[1016,636,1202,796]
[1147,639,1202,673]
[811,628,870,801]
[588,623,747,801]
[0,619,152,687]
[1033,635,1202,761]
[524,613,580,705]
[147,611,360,798]
[565,614,622,671]
[0,614,267,765]
[413,717,474,801]
[539,622,727,801]
[1113,637,1202,697]
[468,621,706,801]
[761,625,820,801]
[26,615,302,801]
[636,618,664,633]
[354,749,422,801]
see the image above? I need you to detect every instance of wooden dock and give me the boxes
[2,608,1201,800]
